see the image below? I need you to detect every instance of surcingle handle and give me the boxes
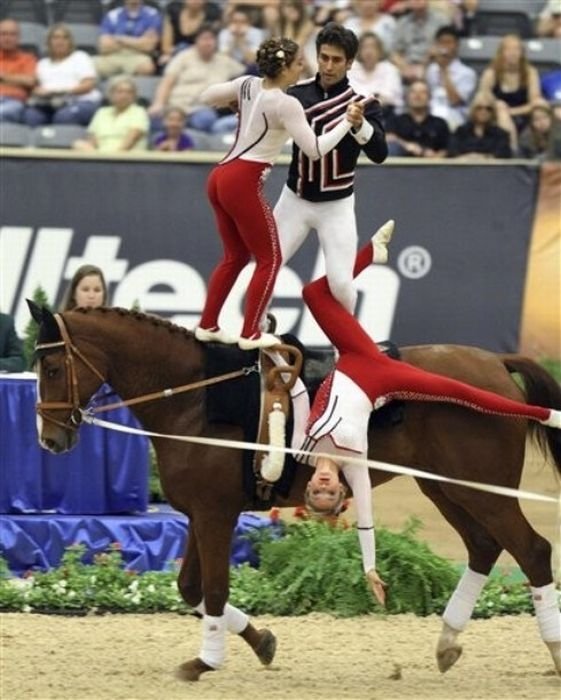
[265,344,303,392]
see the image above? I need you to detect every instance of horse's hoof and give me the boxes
[436,644,463,673]
[254,628,277,665]
[176,657,215,682]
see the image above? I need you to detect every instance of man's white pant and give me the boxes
[274,185,358,313]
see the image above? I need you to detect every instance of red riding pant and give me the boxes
[199,159,282,339]
[302,241,549,423]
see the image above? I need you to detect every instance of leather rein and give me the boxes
[35,314,258,433]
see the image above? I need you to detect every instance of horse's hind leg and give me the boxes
[416,480,503,673]
[442,485,561,675]
[176,517,277,682]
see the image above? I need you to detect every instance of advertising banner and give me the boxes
[0,155,540,352]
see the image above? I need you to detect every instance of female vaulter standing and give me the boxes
[299,229,561,605]
[195,37,364,350]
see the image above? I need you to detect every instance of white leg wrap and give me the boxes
[199,614,227,669]
[443,568,488,632]
[531,583,561,643]
[194,601,249,635]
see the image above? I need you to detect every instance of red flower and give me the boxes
[293,506,309,520]
[110,541,122,551]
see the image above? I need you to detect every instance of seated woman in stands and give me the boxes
[478,34,543,152]
[73,77,149,152]
[449,92,511,160]
[23,24,101,127]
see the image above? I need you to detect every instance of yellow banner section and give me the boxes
[520,163,561,360]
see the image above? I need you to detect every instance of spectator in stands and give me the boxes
[218,5,264,71]
[450,0,480,38]
[59,265,108,311]
[0,19,37,123]
[478,34,543,152]
[313,1,353,26]
[148,25,245,134]
[223,0,280,34]
[541,69,561,106]
[425,25,476,130]
[159,0,223,67]
[151,105,195,150]
[379,0,408,17]
[276,0,317,78]
[391,0,448,82]
[448,92,511,160]
[386,78,449,157]
[343,0,396,51]
[73,76,149,152]
[23,24,101,128]
[0,311,25,373]
[348,31,403,117]
[95,0,162,79]
[518,102,557,161]
[537,0,561,38]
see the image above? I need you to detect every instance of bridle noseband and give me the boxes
[35,314,106,433]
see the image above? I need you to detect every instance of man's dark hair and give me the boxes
[435,25,460,42]
[195,22,218,40]
[316,22,359,61]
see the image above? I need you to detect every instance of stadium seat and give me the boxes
[52,0,106,25]
[525,38,561,75]
[131,76,161,106]
[472,11,534,39]
[17,20,47,56]
[0,123,34,147]
[31,124,88,149]
[207,132,237,152]
[0,0,49,24]
[477,0,546,20]
[65,22,99,54]
[185,129,214,150]
[458,36,501,75]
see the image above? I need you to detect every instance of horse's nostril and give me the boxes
[44,438,57,451]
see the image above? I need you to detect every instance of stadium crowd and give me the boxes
[0,0,560,158]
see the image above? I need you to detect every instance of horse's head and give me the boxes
[27,300,106,454]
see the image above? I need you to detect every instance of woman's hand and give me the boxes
[366,569,387,606]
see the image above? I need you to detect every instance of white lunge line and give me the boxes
[81,413,559,505]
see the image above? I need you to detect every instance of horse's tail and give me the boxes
[501,354,561,478]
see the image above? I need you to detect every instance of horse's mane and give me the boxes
[67,306,196,342]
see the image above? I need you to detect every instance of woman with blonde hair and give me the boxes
[478,34,542,151]
[23,24,101,127]
[449,91,511,159]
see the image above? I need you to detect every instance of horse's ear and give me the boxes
[39,306,62,343]
[27,299,43,324]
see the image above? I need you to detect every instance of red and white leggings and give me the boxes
[199,158,282,340]
[303,240,551,424]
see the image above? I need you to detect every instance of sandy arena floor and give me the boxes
[1,446,559,700]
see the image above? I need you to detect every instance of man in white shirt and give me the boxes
[425,25,476,130]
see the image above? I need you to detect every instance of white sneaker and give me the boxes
[542,410,561,429]
[238,333,280,350]
[195,326,238,344]
[372,219,395,264]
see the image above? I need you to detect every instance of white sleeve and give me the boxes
[342,463,376,573]
[279,94,352,161]
[200,76,247,107]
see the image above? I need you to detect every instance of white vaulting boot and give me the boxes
[371,219,395,264]
[541,410,561,429]
[195,326,238,344]
[238,333,280,350]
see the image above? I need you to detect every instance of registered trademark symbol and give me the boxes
[397,246,432,279]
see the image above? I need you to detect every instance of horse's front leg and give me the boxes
[176,523,276,682]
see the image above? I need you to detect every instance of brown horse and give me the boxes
[28,303,561,680]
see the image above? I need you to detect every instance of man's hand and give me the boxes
[346,102,364,129]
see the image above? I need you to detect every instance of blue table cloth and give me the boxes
[0,374,149,514]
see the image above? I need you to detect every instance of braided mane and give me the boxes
[69,306,196,341]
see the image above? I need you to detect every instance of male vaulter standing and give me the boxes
[274,22,389,314]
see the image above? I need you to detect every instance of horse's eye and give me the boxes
[46,368,59,379]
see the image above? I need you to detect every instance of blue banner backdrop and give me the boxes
[0,155,539,352]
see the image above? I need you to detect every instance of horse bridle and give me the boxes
[35,314,107,432]
[34,313,266,433]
